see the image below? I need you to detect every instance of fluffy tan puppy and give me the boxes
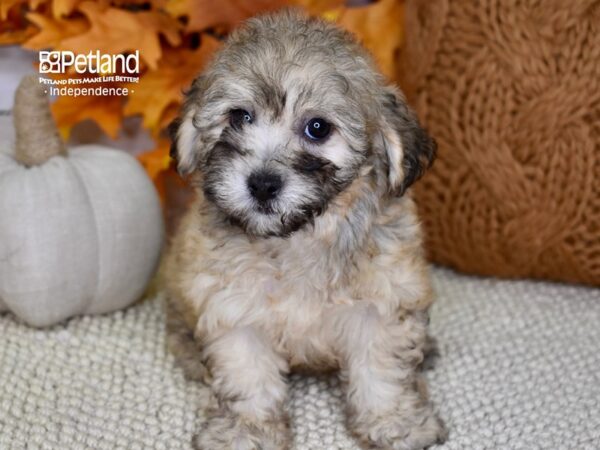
[165,10,445,450]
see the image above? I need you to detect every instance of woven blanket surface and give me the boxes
[1,268,599,449]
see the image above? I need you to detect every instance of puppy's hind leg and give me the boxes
[338,306,446,450]
[196,327,291,450]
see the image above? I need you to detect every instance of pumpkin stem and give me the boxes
[13,75,67,166]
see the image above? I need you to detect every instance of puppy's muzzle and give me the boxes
[247,171,283,205]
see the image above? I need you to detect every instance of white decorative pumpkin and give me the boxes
[0,76,164,327]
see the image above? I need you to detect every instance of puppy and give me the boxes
[165,10,445,450]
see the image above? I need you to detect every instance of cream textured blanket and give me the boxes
[1,268,599,449]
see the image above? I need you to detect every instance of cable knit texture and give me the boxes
[1,268,599,449]
[400,0,600,286]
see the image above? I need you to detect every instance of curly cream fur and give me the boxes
[165,10,445,450]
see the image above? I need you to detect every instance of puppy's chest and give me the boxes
[197,236,364,333]
[251,240,358,308]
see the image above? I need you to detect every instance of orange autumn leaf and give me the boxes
[137,8,182,48]
[165,0,291,32]
[336,0,404,81]
[51,0,79,18]
[160,0,186,20]
[110,0,167,8]
[137,137,171,182]
[1,0,47,20]
[23,12,88,48]
[137,137,174,202]
[158,102,180,132]
[0,0,27,20]
[124,35,221,135]
[0,1,37,44]
[59,1,181,70]
[0,25,35,44]
[294,0,344,15]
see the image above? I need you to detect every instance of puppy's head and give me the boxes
[170,10,435,237]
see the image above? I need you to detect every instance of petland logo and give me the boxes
[39,50,140,74]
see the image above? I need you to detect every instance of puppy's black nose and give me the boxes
[248,171,282,202]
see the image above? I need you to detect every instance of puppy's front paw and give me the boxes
[350,405,446,450]
[194,411,290,450]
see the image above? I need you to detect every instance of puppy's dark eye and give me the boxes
[230,109,253,129]
[304,118,331,141]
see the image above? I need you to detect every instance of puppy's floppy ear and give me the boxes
[168,76,207,175]
[377,87,436,195]
[168,109,198,175]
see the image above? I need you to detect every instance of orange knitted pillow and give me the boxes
[400,0,600,286]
